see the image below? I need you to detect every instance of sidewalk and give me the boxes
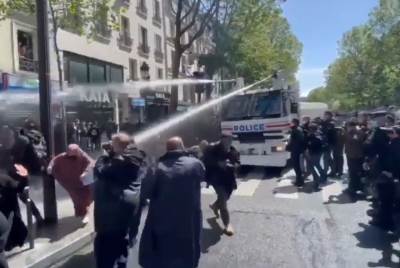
[6,198,95,268]
[5,150,103,268]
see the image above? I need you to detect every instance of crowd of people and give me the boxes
[288,111,400,230]
[1,110,399,268]
[0,114,238,268]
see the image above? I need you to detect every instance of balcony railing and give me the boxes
[118,34,133,51]
[138,44,150,58]
[153,15,162,27]
[19,57,38,73]
[154,50,163,63]
[137,5,147,19]
[94,23,112,42]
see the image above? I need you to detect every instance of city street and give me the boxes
[52,168,400,268]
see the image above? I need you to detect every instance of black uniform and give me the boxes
[320,119,337,175]
[287,126,305,186]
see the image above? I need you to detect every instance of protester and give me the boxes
[89,123,101,151]
[0,126,44,227]
[203,133,239,236]
[94,133,145,268]
[0,163,28,251]
[104,119,117,141]
[305,124,326,191]
[344,122,366,198]
[333,126,345,177]
[320,111,337,177]
[139,137,205,268]
[287,118,305,187]
[48,144,94,224]
[0,211,10,268]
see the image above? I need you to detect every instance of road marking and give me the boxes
[322,181,345,203]
[273,178,299,199]
[201,170,263,197]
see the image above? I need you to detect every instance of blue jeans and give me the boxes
[309,153,326,187]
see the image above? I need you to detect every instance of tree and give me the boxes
[168,0,220,112]
[203,0,301,87]
[323,0,400,110]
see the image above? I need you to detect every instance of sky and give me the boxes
[282,0,378,96]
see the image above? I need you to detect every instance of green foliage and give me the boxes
[0,0,120,38]
[321,0,400,111]
[209,0,302,84]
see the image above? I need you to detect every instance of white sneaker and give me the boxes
[80,215,89,225]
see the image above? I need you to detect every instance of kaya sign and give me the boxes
[79,89,112,104]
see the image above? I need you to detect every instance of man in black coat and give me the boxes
[94,133,146,268]
[0,211,10,268]
[203,133,239,236]
[139,137,205,268]
[287,118,305,187]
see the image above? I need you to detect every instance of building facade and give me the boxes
[0,0,216,127]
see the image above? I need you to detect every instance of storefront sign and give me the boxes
[79,90,112,104]
[131,98,145,107]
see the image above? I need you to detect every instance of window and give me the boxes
[17,30,36,72]
[129,59,138,80]
[157,68,163,79]
[110,66,123,83]
[169,20,175,38]
[154,0,161,20]
[155,34,162,52]
[69,59,88,84]
[171,50,175,67]
[139,0,146,12]
[121,16,130,40]
[89,62,106,83]
[140,27,148,51]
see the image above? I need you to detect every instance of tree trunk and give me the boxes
[169,48,183,113]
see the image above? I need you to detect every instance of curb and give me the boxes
[8,231,95,268]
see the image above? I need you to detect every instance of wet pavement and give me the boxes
[52,168,400,268]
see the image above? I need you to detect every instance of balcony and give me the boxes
[19,57,38,73]
[118,34,133,52]
[153,15,162,28]
[154,50,164,63]
[138,44,150,58]
[136,5,147,19]
[94,23,112,43]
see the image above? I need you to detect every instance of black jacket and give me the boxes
[320,119,337,146]
[94,145,146,234]
[306,133,324,155]
[389,138,400,178]
[287,126,305,154]
[202,142,239,195]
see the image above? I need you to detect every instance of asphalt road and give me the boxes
[52,168,400,268]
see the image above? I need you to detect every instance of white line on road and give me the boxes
[322,181,345,203]
[273,178,299,199]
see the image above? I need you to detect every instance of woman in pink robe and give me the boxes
[48,144,94,223]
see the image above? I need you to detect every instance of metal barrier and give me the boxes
[23,186,35,249]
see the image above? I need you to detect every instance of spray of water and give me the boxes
[134,77,271,144]
[0,78,234,105]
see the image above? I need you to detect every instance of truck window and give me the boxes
[222,95,252,121]
[249,92,282,118]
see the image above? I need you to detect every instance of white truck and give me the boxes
[221,79,327,167]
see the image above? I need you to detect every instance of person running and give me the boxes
[203,133,239,236]
[94,133,146,268]
[139,137,205,268]
[48,144,94,224]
